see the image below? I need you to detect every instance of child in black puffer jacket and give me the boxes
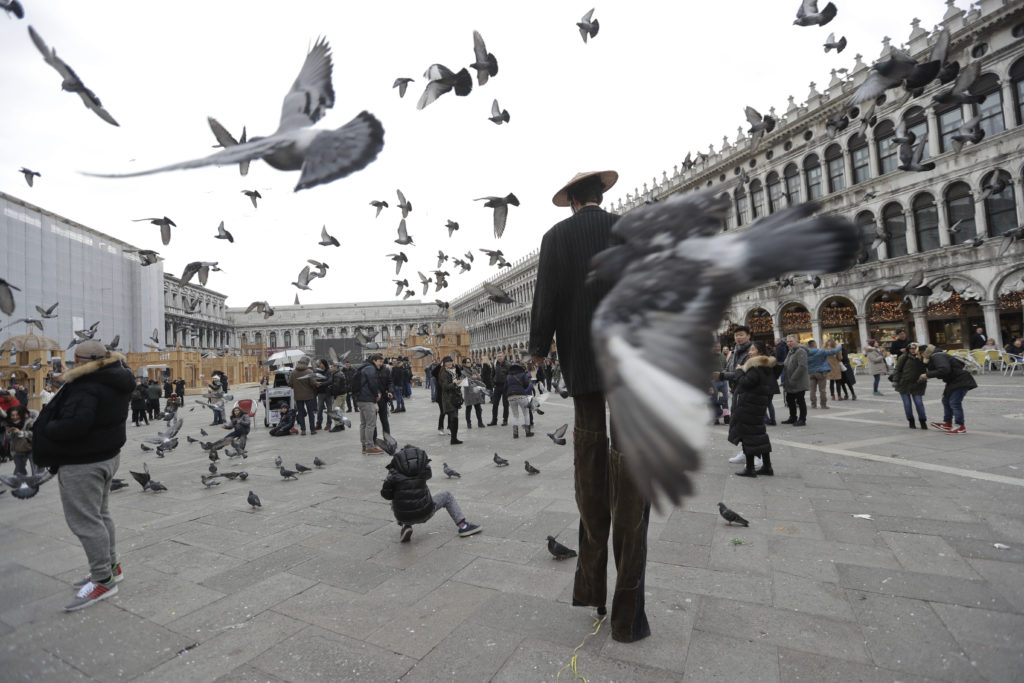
[726,340,777,478]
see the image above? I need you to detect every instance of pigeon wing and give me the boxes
[276,37,335,132]
[492,203,508,238]
[294,112,384,191]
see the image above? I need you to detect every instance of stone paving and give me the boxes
[1,374,1023,682]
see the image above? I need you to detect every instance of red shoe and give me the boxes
[946,425,966,434]
[930,422,952,431]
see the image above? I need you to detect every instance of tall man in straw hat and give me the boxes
[529,170,651,643]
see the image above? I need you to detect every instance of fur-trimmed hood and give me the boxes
[741,355,776,372]
[62,352,127,384]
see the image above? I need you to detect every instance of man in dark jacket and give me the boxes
[487,353,510,425]
[380,442,481,543]
[32,341,134,612]
[376,360,394,436]
[391,361,408,413]
[341,361,357,412]
[356,354,384,453]
[174,377,186,398]
[920,345,978,434]
[145,379,162,420]
[528,169,651,644]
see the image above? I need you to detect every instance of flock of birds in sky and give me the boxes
[3,1,1022,507]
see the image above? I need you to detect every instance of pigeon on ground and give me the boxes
[280,466,298,480]
[396,189,412,218]
[823,33,846,53]
[140,443,152,452]
[144,418,182,452]
[417,63,473,110]
[294,463,311,473]
[110,478,129,492]
[588,188,860,506]
[525,461,540,475]
[493,453,509,467]
[242,189,261,209]
[1,0,24,19]
[547,535,578,560]
[375,434,399,455]
[718,502,749,527]
[470,30,498,86]
[577,8,600,43]
[274,455,283,467]
[483,281,515,305]
[133,216,176,246]
[209,462,218,474]
[292,265,313,290]
[248,490,262,508]
[28,26,119,126]
[370,199,389,217]
[395,219,414,245]
[0,278,20,315]
[547,424,568,446]
[475,194,519,238]
[443,462,461,478]
[129,464,166,492]
[744,106,776,151]
[793,0,837,26]
[488,99,510,125]
[86,38,383,191]
[19,167,41,187]
[389,252,408,275]
[445,220,460,237]
[313,457,325,468]
[0,470,54,499]
[201,475,221,487]
[319,225,340,247]
[392,77,414,97]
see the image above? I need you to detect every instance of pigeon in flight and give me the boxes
[417,63,473,110]
[445,220,459,237]
[436,250,449,269]
[435,300,450,314]
[577,8,600,43]
[951,116,984,154]
[393,77,414,97]
[18,167,41,187]
[793,0,837,27]
[129,463,166,492]
[897,137,935,173]
[744,106,776,151]
[547,535,578,560]
[547,424,568,446]
[483,281,515,304]
[524,461,540,475]
[28,26,119,126]
[126,249,160,266]
[930,28,960,85]
[86,38,383,191]
[279,466,298,480]
[319,225,340,247]
[998,226,1024,258]
[370,199,389,217]
[393,279,410,296]
[134,216,176,246]
[292,266,314,290]
[242,190,262,209]
[479,248,505,266]
[11,317,44,331]
[408,345,433,359]
[488,99,510,125]
[396,189,412,218]
[475,193,519,238]
[214,221,234,243]
[181,261,218,286]
[979,172,1010,202]
[247,491,262,508]
[453,258,471,274]
[718,502,749,527]
[589,188,859,506]
[418,271,433,295]
[825,113,849,139]
[307,259,329,279]
[823,33,846,53]
[1,0,24,19]
[34,302,58,318]
[933,60,984,106]
[208,119,250,176]
[469,30,499,88]
[0,470,54,499]
[395,219,414,245]
[493,453,509,467]
[403,289,416,300]
[848,50,919,106]
[443,462,461,478]
[433,271,450,291]
[465,250,475,263]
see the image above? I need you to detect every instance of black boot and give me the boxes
[756,453,774,476]
[919,419,928,430]
[736,453,757,477]
[908,418,917,429]
[781,415,796,424]
[477,419,486,428]
[466,418,472,429]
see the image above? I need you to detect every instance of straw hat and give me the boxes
[551,170,618,207]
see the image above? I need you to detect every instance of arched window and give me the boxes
[944,182,977,244]
[984,170,1018,236]
[913,193,940,252]
[326,328,333,336]
[849,134,869,184]
[766,172,783,213]
[297,330,306,347]
[937,104,963,152]
[750,179,765,219]
[804,154,823,200]
[825,143,845,192]
[1011,57,1024,126]
[972,73,1004,137]
[717,193,732,230]
[268,332,277,347]
[904,106,929,161]
[734,184,749,226]
[283,331,292,347]
[874,120,898,174]
[784,163,801,204]
[883,202,908,258]
[856,211,878,263]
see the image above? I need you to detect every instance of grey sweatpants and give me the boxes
[399,491,464,527]
[58,454,120,582]
[508,395,531,426]
[358,401,377,448]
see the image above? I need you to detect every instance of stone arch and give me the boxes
[818,295,860,348]
[778,301,812,337]
[744,306,775,342]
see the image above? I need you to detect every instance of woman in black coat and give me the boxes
[727,340,776,477]
[130,381,149,426]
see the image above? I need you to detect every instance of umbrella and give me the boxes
[267,349,305,365]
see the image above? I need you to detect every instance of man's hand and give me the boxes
[918,373,928,382]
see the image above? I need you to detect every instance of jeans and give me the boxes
[346,392,356,411]
[873,374,881,392]
[465,403,483,425]
[315,394,334,428]
[941,388,969,425]
[295,398,317,432]
[58,454,119,582]
[377,398,391,435]
[429,378,437,402]
[900,393,926,421]
[358,401,377,448]
[809,373,828,407]
[785,391,807,421]
[490,385,509,422]
[711,379,730,412]
[394,390,406,411]
[765,397,775,422]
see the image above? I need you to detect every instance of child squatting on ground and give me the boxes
[378,435,481,543]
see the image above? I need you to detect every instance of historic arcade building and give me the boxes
[163,274,233,352]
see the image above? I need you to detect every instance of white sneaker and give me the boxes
[437,430,446,436]
[729,452,745,463]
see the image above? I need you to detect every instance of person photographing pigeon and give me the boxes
[31,340,135,612]
[528,169,651,643]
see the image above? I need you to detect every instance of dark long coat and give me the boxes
[727,355,776,456]
[528,205,617,397]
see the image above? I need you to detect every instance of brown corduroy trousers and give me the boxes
[571,392,651,643]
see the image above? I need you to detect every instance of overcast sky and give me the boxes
[1,0,950,309]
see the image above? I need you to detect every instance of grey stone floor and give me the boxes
[2,375,1023,682]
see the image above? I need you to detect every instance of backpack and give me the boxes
[351,363,367,396]
[330,371,348,397]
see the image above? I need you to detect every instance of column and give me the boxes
[912,308,929,344]
[1014,177,1024,231]
[811,318,822,343]
[981,301,1002,350]
[904,207,920,254]
[866,128,880,178]
[925,108,940,159]
[843,151,854,194]
[937,195,952,247]
[773,318,783,342]
[1000,81,1016,132]
[857,315,870,351]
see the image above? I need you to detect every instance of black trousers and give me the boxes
[491,384,509,422]
[377,398,390,435]
[785,390,807,421]
[572,392,651,643]
[465,403,484,425]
